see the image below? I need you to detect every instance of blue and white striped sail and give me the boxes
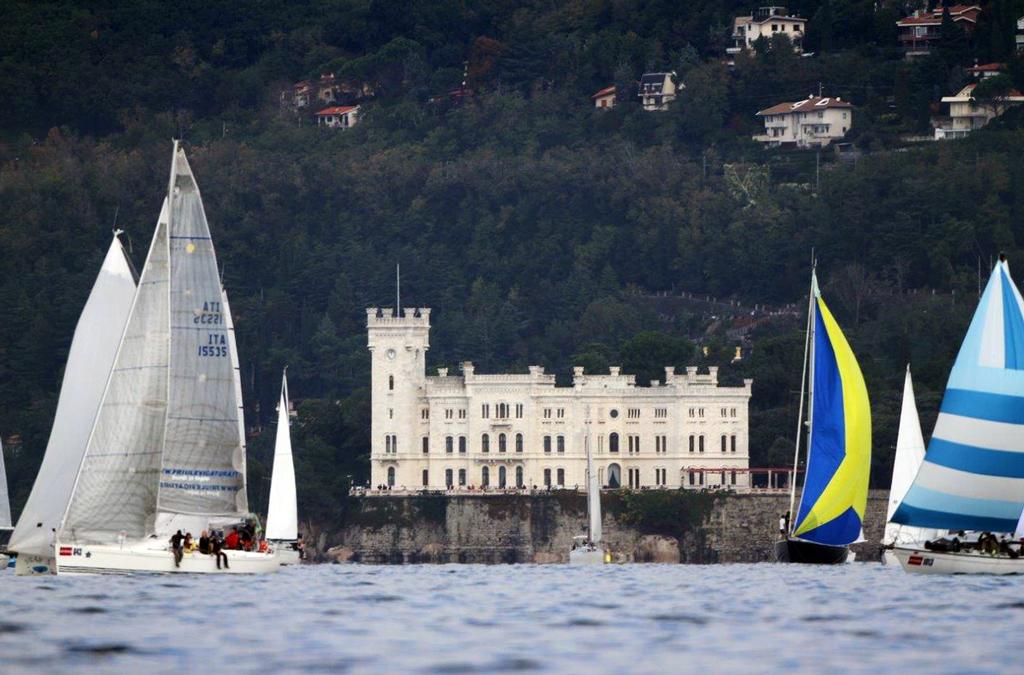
[892,259,1024,533]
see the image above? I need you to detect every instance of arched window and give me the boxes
[731,435,737,453]
[516,466,524,488]
[515,433,523,453]
[607,463,621,488]
[556,468,565,486]
[445,436,453,453]
[387,466,395,487]
[385,435,391,453]
[721,435,727,453]
[543,468,552,487]
[499,466,507,488]
[609,433,619,454]
[699,435,705,453]
[543,436,552,453]
[482,433,490,453]
[689,435,694,453]
[388,375,394,391]
[422,436,429,454]
[458,469,467,486]
[422,469,429,487]
[445,468,454,487]
[482,466,490,487]
[499,433,507,453]
[557,436,565,453]
[459,436,466,453]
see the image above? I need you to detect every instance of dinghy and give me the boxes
[570,414,606,565]
[54,142,278,575]
[266,369,301,565]
[0,440,12,569]
[10,233,137,575]
[776,265,871,564]
[880,367,940,565]
[890,256,1024,575]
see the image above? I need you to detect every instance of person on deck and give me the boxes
[210,533,229,570]
[170,530,184,568]
[198,531,211,555]
[225,527,240,551]
[183,532,195,553]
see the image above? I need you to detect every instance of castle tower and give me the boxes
[367,307,430,488]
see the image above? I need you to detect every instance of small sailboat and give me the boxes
[54,142,277,575]
[880,366,940,565]
[10,233,137,575]
[266,369,301,565]
[776,266,872,564]
[0,440,12,569]
[570,414,606,564]
[890,255,1024,575]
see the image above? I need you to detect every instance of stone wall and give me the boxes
[313,490,889,564]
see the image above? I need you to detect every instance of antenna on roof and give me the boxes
[818,81,823,97]
[396,262,401,316]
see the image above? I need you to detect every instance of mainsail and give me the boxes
[9,235,136,555]
[1,440,10,528]
[61,143,246,544]
[586,429,601,544]
[892,258,1024,533]
[792,273,872,546]
[265,371,297,541]
[882,367,940,545]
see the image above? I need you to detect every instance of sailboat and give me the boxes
[0,440,12,569]
[889,255,1024,574]
[9,233,137,575]
[266,369,301,565]
[776,266,872,564]
[570,412,606,564]
[880,366,940,565]
[54,142,278,575]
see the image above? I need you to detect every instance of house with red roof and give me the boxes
[935,83,1024,140]
[754,95,853,147]
[592,85,616,109]
[315,105,360,129]
[896,5,982,58]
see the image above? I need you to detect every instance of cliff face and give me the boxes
[311,490,890,564]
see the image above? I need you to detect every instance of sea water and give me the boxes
[2,562,1023,673]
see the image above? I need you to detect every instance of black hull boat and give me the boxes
[775,538,849,565]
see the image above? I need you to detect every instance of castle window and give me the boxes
[516,404,524,418]
[731,470,737,485]
[385,435,391,453]
[446,469,454,487]
[544,468,552,488]
[731,435,737,453]
[557,435,565,453]
[699,408,705,418]
[610,409,619,419]
[609,433,619,454]
[699,435,705,453]
[389,375,394,391]
[499,466,507,488]
[688,408,695,418]
[389,409,393,419]
[654,408,667,419]
[387,467,395,487]
[497,403,508,419]
[721,435,727,453]
[721,408,727,418]
[544,436,552,453]
[607,463,621,488]
[731,408,737,418]
[556,468,565,486]
[689,435,695,453]
[445,436,453,453]
[459,436,466,453]
[482,466,490,488]
[543,408,552,419]
[627,408,640,419]
[515,433,523,453]
[499,433,507,453]
[516,466,524,488]
[557,408,565,419]
[482,404,490,418]
[421,408,429,420]
[458,469,466,487]
[689,471,696,486]
[445,409,453,420]
[481,433,490,453]
[459,409,466,419]
[422,436,429,454]
[422,469,429,487]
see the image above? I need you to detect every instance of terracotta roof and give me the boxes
[943,83,1024,100]
[592,85,616,99]
[757,95,853,116]
[969,62,1007,73]
[314,105,358,116]
[897,5,981,26]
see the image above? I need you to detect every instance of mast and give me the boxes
[787,261,817,533]
[585,407,601,543]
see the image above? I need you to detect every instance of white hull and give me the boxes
[881,549,899,567]
[569,547,606,565]
[892,546,1024,575]
[273,545,301,566]
[15,553,56,576]
[55,541,280,575]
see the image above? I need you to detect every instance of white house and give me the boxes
[637,73,679,111]
[367,307,752,492]
[755,95,853,147]
[935,83,1024,140]
[314,105,360,129]
[728,6,806,55]
[592,85,616,109]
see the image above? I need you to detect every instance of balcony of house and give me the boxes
[934,127,973,140]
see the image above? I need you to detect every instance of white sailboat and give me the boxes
[881,366,941,565]
[10,233,137,575]
[889,256,1024,574]
[0,440,12,569]
[266,369,301,565]
[54,142,277,575]
[570,411,606,564]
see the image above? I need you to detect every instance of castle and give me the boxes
[368,307,752,491]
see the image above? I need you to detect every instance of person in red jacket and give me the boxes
[224,528,240,550]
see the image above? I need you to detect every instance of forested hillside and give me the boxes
[2,0,1023,525]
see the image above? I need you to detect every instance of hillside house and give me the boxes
[727,6,806,56]
[637,73,678,111]
[315,105,360,129]
[592,85,616,109]
[755,95,853,147]
[934,83,1024,139]
[968,62,1007,79]
[282,81,313,109]
[896,5,982,58]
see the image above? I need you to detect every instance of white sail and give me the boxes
[222,289,248,510]
[266,371,298,541]
[586,431,601,544]
[9,235,136,555]
[883,367,941,545]
[0,440,10,528]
